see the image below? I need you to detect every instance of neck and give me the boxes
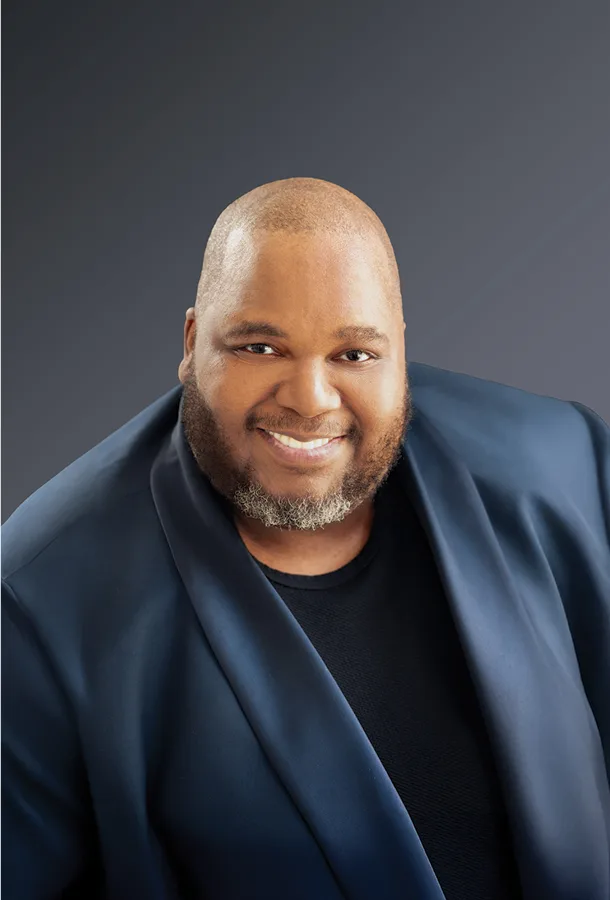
[234,498,375,576]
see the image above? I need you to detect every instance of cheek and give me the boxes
[197,359,266,437]
[346,372,404,429]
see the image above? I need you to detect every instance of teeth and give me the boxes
[268,431,333,450]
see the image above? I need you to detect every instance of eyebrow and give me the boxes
[224,321,289,341]
[332,325,390,347]
[224,320,390,347]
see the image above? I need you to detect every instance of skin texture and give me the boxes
[178,179,410,575]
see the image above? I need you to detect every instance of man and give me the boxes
[2,178,609,900]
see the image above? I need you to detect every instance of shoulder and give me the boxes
[408,361,609,524]
[409,360,608,449]
[1,385,183,571]
[2,387,185,685]
[2,386,182,583]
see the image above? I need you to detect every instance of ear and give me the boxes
[178,307,197,384]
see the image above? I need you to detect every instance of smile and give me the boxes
[267,431,333,450]
[257,428,346,465]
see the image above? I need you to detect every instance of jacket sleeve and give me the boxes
[2,580,96,899]
[568,400,610,781]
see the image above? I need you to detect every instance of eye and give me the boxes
[338,349,375,363]
[238,343,277,355]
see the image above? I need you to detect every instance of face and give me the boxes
[179,230,411,530]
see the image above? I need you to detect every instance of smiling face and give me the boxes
[179,229,411,530]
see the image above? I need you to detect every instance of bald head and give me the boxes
[195,177,402,313]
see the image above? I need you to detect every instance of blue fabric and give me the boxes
[2,361,609,899]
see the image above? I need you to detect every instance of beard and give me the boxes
[180,366,412,531]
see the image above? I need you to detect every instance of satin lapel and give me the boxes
[403,408,610,900]
[150,421,446,900]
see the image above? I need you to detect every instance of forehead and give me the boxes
[207,230,397,334]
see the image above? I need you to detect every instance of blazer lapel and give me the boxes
[404,408,610,900]
[151,418,446,900]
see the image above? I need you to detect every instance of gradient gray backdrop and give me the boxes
[3,1,610,521]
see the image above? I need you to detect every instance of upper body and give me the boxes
[2,178,610,900]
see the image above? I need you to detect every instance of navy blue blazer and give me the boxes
[2,362,610,900]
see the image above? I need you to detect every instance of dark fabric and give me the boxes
[258,468,522,899]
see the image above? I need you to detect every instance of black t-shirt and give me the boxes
[255,467,523,900]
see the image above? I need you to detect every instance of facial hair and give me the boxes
[180,366,412,531]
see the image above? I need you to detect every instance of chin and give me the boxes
[256,471,343,498]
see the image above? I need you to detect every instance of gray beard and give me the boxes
[232,479,355,530]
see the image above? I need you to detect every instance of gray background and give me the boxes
[3,1,609,522]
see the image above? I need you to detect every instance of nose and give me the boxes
[274,360,342,419]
